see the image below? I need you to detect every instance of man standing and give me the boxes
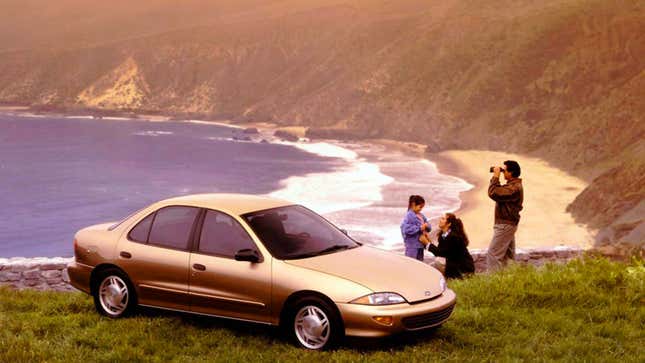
[486,160,523,270]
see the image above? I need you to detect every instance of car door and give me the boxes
[117,205,199,311]
[189,209,272,323]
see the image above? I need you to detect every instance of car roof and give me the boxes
[157,193,294,216]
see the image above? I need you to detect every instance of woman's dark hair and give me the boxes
[407,195,425,210]
[438,213,470,247]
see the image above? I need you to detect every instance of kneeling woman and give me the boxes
[428,213,475,278]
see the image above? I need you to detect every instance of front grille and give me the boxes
[401,303,456,330]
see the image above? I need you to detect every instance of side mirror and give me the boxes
[340,229,349,236]
[234,249,263,263]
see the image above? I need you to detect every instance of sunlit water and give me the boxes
[0,114,471,257]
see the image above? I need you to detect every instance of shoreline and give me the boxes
[1,107,596,250]
[231,121,470,252]
[426,151,480,219]
[231,120,596,249]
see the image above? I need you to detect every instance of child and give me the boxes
[400,195,432,261]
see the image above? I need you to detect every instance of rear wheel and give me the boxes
[288,296,344,350]
[92,268,137,318]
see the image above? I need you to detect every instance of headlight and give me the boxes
[439,276,447,292]
[350,292,406,305]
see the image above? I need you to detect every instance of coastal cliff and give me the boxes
[0,0,643,250]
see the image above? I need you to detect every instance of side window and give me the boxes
[198,210,257,258]
[128,212,155,243]
[148,206,199,250]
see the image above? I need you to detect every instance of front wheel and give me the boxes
[93,268,137,318]
[289,296,344,350]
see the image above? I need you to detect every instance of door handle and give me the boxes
[119,251,132,259]
[192,263,206,271]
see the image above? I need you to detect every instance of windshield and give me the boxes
[242,205,360,260]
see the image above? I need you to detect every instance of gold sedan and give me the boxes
[68,194,456,350]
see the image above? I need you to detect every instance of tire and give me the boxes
[92,268,137,318]
[287,296,344,350]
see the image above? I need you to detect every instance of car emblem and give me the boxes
[425,291,432,296]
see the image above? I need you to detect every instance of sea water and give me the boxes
[0,114,472,257]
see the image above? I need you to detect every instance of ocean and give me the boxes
[0,114,472,257]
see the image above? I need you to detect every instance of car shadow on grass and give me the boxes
[344,328,445,352]
[135,305,448,352]
[135,306,285,342]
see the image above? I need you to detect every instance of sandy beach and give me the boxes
[429,150,596,249]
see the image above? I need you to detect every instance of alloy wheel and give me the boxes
[294,305,331,349]
[98,275,129,316]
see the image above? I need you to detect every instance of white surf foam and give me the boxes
[102,116,134,121]
[267,141,394,214]
[268,140,474,251]
[197,121,474,252]
[289,142,359,160]
[186,120,244,129]
[132,130,174,137]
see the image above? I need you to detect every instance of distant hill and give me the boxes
[1,0,643,250]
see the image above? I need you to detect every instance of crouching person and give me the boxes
[428,213,475,279]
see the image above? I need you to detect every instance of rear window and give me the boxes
[128,212,155,243]
[148,206,200,251]
[108,207,146,231]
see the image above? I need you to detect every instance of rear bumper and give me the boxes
[67,261,93,294]
[337,288,456,337]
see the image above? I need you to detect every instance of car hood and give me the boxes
[284,245,445,302]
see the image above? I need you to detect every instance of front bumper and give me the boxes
[66,260,93,294]
[337,288,457,337]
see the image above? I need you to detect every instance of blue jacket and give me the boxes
[401,210,431,249]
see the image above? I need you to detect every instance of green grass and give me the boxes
[1,257,643,362]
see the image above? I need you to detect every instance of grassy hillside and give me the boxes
[0,0,643,247]
[0,258,643,362]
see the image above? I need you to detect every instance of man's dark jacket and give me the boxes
[488,177,523,225]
